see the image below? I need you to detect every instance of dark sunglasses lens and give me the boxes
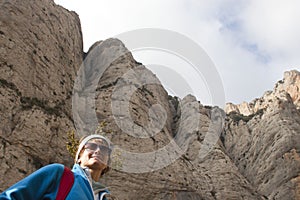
[85,143,98,151]
[85,143,111,154]
[100,145,111,154]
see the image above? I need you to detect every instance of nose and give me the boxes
[93,146,101,154]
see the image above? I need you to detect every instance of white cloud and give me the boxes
[225,0,300,101]
[241,0,300,55]
[54,0,300,104]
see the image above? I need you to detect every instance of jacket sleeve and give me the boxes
[0,163,65,200]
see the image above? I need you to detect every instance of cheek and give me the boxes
[80,152,91,163]
[102,155,110,164]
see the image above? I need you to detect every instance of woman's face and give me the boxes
[78,139,111,171]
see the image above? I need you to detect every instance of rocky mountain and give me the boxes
[224,70,300,199]
[0,0,299,199]
[0,0,82,188]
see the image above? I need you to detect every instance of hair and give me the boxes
[75,135,112,176]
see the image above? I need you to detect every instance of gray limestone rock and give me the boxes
[223,73,300,199]
[0,0,299,199]
[0,0,83,190]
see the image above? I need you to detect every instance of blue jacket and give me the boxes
[0,163,110,200]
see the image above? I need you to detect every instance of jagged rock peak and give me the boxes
[86,38,127,53]
[223,70,300,199]
[225,69,300,116]
[275,70,300,108]
[1,1,299,199]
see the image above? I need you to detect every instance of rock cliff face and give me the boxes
[0,0,83,189]
[0,1,299,200]
[77,40,263,199]
[223,70,300,199]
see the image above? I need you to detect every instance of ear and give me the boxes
[76,149,84,164]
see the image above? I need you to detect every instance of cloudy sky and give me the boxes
[55,0,299,106]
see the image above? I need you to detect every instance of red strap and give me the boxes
[56,166,74,200]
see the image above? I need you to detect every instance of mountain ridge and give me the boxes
[0,0,299,199]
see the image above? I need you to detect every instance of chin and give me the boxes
[88,160,107,168]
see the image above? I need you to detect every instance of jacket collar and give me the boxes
[72,164,110,194]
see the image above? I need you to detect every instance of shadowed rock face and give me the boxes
[1,1,299,200]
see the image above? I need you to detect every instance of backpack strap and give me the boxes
[56,166,74,200]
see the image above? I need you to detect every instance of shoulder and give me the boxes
[0,164,66,199]
[37,163,65,174]
[41,163,65,170]
[27,163,66,183]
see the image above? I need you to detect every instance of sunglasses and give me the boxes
[84,143,112,154]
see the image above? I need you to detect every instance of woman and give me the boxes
[73,134,112,199]
[0,134,112,200]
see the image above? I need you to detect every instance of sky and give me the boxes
[54,0,300,106]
